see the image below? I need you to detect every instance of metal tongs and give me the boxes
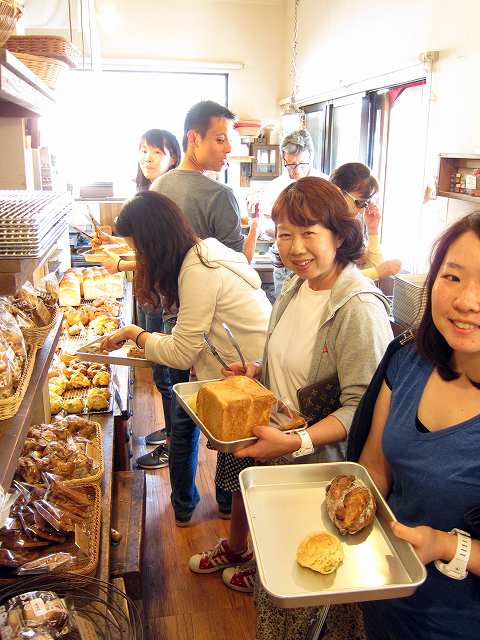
[221,322,246,370]
[203,332,229,370]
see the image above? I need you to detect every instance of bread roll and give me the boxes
[196,376,274,441]
[58,277,80,307]
[325,475,377,535]
[296,531,343,574]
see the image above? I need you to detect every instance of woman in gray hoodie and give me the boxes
[188,177,393,638]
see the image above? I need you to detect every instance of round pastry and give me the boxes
[59,352,77,365]
[68,371,90,389]
[48,375,68,395]
[96,386,111,400]
[86,387,109,410]
[325,475,377,535]
[296,531,344,574]
[49,392,63,415]
[64,397,84,414]
[92,370,110,387]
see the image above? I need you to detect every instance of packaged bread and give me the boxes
[296,531,344,574]
[196,376,275,441]
[325,475,377,535]
[3,591,70,635]
[0,335,15,398]
[0,305,27,366]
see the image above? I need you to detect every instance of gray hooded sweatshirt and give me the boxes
[261,263,393,462]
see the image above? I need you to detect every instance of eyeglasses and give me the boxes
[284,162,310,170]
[342,190,370,209]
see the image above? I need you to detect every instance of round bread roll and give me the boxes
[325,475,377,535]
[296,531,343,574]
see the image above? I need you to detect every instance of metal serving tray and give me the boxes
[173,379,305,453]
[239,461,426,608]
[75,336,153,368]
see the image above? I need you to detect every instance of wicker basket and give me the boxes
[0,0,22,48]
[22,306,60,348]
[6,33,81,67]
[12,51,68,89]
[64,438,104,487]
[0,345,37,421]
[74,483,102,576]
[392,274,427,327]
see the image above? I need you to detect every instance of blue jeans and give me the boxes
[137,303,173,435]
[164,315,232,518]
[273,265,292,297]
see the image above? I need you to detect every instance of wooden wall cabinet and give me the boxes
[437,153,480,203]
[251,143,281,180]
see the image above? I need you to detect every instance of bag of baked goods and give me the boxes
[0,591,71,637]
[14,283,52,328]
[0,334,16,398]
[0,306,27,367]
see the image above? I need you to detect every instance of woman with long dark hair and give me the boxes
[136,128,181,190]
[357,212,480,639]
[100,190,272,522]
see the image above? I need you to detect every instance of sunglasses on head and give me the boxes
[342,190,370,209]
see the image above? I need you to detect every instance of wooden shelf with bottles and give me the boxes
[437,153,480,203]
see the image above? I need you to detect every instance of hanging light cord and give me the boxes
[291,0,300,105]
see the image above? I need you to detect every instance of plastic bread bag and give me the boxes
[0,334,15,398]
[2,591,70,636]
[15,283,51,328]
[38,274,59,306]
[2,627,56,640]
[0,305,27,366]
[16,553,75,576]
[269,396,306,431]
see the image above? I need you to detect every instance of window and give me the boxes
[42,70,228,194]
[304,80,426,271]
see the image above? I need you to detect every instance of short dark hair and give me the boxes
[271,176,364,266]
[136,129,181,191]
[416,211,480,381]
[330,162,379,200]
[182,100,235,151]
[115,191,198,309]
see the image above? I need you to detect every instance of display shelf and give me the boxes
[0,48,54,117]
[437,153,480,203]
[437,190,480,203]
[0,314,62,493]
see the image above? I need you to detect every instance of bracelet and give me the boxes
[135,330,148,348]
[116,257,124,272]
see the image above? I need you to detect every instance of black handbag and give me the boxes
[297,375,341,424]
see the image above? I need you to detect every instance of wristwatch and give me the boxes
[434,528,471,580]
[291,429,314,458]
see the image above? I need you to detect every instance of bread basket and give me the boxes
[0,0,23,48]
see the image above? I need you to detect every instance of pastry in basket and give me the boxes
[56,415,97,439]
[86,387,110,411]
[92,370,110,386]
[49,392,63,415]
[325,475,377,535]
[64,397,84,414]
[196,376,275,441]
[296,531,344,574]
[68,371,90,390]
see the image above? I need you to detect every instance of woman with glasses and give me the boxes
[260,130,328,296]
[331,162,401,280]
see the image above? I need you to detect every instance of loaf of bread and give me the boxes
[296,531,344,574]
[325,475,377,535]
[59,274,81,307]
[196,376,274,441]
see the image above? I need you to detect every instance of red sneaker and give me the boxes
[222,561,257,592]
[188,538,253,574]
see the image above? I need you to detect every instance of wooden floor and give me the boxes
[131,368,256,640]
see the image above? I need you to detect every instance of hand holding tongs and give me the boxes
[222,322,246,371]
[203,332,230,370]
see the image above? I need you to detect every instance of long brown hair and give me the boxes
[416,211,480,381]
[115,191,201,308]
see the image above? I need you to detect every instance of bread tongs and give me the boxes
[221,322,246,370]
[203,332,229,370]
